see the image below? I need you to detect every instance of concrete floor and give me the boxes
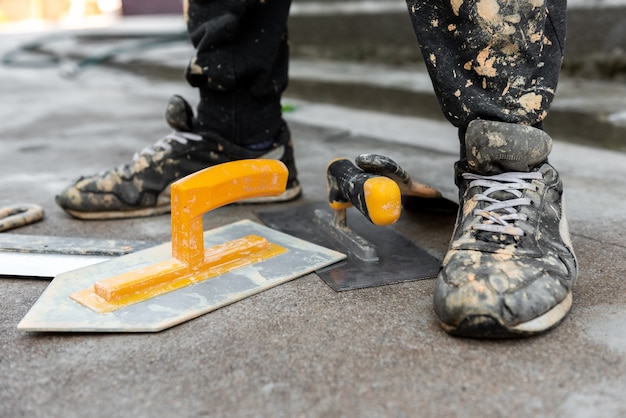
[1,34,626,418]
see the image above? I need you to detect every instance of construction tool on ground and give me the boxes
[0,233,157,279]
[18,159,345,332]
[257,155,451,291]
[0,203,157,279]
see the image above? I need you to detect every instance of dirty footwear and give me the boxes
[434,120,577,338]
[56,95,301,219]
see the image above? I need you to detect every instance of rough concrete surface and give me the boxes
[1,31,626,418]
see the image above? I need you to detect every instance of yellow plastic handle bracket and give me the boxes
[70,159,289,314]
[170,159,289,267]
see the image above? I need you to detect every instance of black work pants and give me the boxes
[184,0,566,146]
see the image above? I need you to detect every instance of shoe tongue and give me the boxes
[465,120,552,175]
[165,95,195,132]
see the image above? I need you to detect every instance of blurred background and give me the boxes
[1,0,623,83]
[0,0,182,24]
[0,0,624,150]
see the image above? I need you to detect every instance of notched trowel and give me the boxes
[18,160,345,333]
[257,154,452,291]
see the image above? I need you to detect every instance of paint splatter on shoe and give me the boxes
[434,120,577,338]
[55,95,301,219]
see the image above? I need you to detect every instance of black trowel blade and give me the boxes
[256,202,441,291]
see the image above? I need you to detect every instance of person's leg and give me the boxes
[185,0,291,147]
[406,0,565,133]
[405,0,576,337]
[56,0,299,220]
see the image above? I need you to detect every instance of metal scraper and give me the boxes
[0,203,157,278]
[0,233,157,278]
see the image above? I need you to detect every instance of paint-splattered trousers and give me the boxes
[184,0,566,146]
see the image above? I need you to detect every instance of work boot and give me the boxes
[434,120,577,338]
[56,95,301,219]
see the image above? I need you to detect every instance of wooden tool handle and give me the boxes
[326,158,400,226]
[170,159,288,266]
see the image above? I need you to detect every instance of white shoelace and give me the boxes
[463,171,544,237]
[132,131,204,162]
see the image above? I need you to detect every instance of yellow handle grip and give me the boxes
[170,159,288,266]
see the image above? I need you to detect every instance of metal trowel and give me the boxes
[257,154,453,291]
[18,159,345,332]
[0,233,157,279]
[0,204,158,279]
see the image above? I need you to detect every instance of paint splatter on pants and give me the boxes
[406,0,566,130]
[184,0,566,145]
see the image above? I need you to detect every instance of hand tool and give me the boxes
[315,158,402,262]
[257,156,444,291]
[0,203,156,279]
[18,159,345,332]
[0,233,157,279]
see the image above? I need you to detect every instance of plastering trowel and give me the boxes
[0,204,157,279]
[18,159,345,332]
[0,233,158,279]
[257,154,453,291]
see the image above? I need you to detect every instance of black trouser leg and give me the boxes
[406,0,566,131]
[184,0,292,146]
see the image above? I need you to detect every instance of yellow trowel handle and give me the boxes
[170,159,289,266]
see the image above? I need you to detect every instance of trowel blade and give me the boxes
[17,220,345,332]
[0,233,157,279]
[256,202,441,291]
[0,252,111,278]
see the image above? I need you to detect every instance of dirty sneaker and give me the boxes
[434,120,577,338]
[56,95,301,219]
